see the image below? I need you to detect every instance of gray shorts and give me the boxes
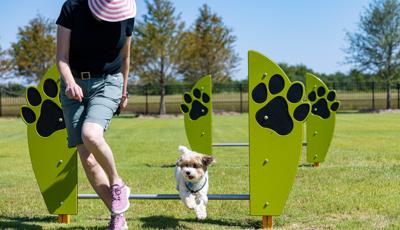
[60,73,123,148]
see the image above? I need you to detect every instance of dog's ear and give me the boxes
[176,156,182,166]
[202,155,215,166]
[178,145,189,154]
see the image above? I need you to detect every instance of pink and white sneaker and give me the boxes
[108,213,128,230]
[111,181,131,215]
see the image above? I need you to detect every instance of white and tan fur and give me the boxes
[175,146,215,220]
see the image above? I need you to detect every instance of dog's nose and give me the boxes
[186,171,191,175]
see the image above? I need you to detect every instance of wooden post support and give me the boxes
[313,162,320,168]
[262,215,273,229]
[58,214,70,224]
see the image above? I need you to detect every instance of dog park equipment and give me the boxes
[184,68,340,169]
[180,76,212,155]
[20,65,78,222]
[306,73,340,166]
[180,50,312,228]
[20,54,338,228]
[20,65,253,225]
[180,51,340,228]
[249,51,311,217]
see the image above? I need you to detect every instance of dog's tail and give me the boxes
[178,145,190,154]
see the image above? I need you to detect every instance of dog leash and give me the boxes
[185,178,208,194]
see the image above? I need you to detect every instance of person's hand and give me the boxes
[114,96,128,116]
[119,96,128,111]
[65,81,83,102]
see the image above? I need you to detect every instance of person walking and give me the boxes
[56,0,136,229]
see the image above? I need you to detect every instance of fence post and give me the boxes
[239,83,243,114]
[397,83,400,110]
[0,89,2,117]
[372,81,375,110]
[145,84,149,115]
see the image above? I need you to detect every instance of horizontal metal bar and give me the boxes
[213,143,249,147]
[78,194,249,200]
[213,143,307,147]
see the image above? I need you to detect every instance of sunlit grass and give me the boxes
[0,113,399,229]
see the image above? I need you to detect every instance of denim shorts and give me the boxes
[60,73,123,148]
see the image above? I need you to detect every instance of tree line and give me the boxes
[1,0,400,111]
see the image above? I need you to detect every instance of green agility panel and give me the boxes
[180,76,212,155]
[248,51,310,216]
[20,65,78,214]
[306,73,340,163]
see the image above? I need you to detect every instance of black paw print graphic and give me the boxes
[180,88,210,120]
[308,86,340,119]
[252,74,310,135]
[21,78,65,137]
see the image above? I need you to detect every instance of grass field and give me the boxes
[0,113,399,229]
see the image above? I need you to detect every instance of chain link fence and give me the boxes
[1,81,399,116]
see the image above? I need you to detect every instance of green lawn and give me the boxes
[0,113,399,229]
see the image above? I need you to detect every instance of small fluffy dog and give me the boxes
[175,146,215,219]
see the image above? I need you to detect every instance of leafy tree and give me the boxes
[345,0,400,109]
[279,63,315,82]
[10,15,56,81]
[0,83,25,97]
[0,45,6,73]
[0,44,12,76]
[177,4,239,83]
[131,0,184,115]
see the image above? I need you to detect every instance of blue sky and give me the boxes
[0,0,371,80]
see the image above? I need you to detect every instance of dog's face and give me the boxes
[176,148,214,183]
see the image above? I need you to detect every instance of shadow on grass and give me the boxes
[0,215,55,229]
[0,215,107,230]
[140,216,189,229]
[145,163,175,168]
[298,163,315,168]
[140,215,259,229]
[114,114,140,119]
[57,226,106,230]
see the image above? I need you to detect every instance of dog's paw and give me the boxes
[195,205,207,220]
[185,200,196,209]
[183,196,196,209]
[251,73,310,135]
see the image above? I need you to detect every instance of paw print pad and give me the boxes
[308,86,340,119]
[181,88,210,120]
[21,78,65,137]
[251,74,310,135]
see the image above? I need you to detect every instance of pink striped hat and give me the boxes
[88,0,136,22]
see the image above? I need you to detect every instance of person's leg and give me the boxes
[81,122,121,185]
[81,121,130,215]
[77,144,112,210]
[83,74,130,215]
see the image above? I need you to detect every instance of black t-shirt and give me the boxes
[56,0,135,74]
